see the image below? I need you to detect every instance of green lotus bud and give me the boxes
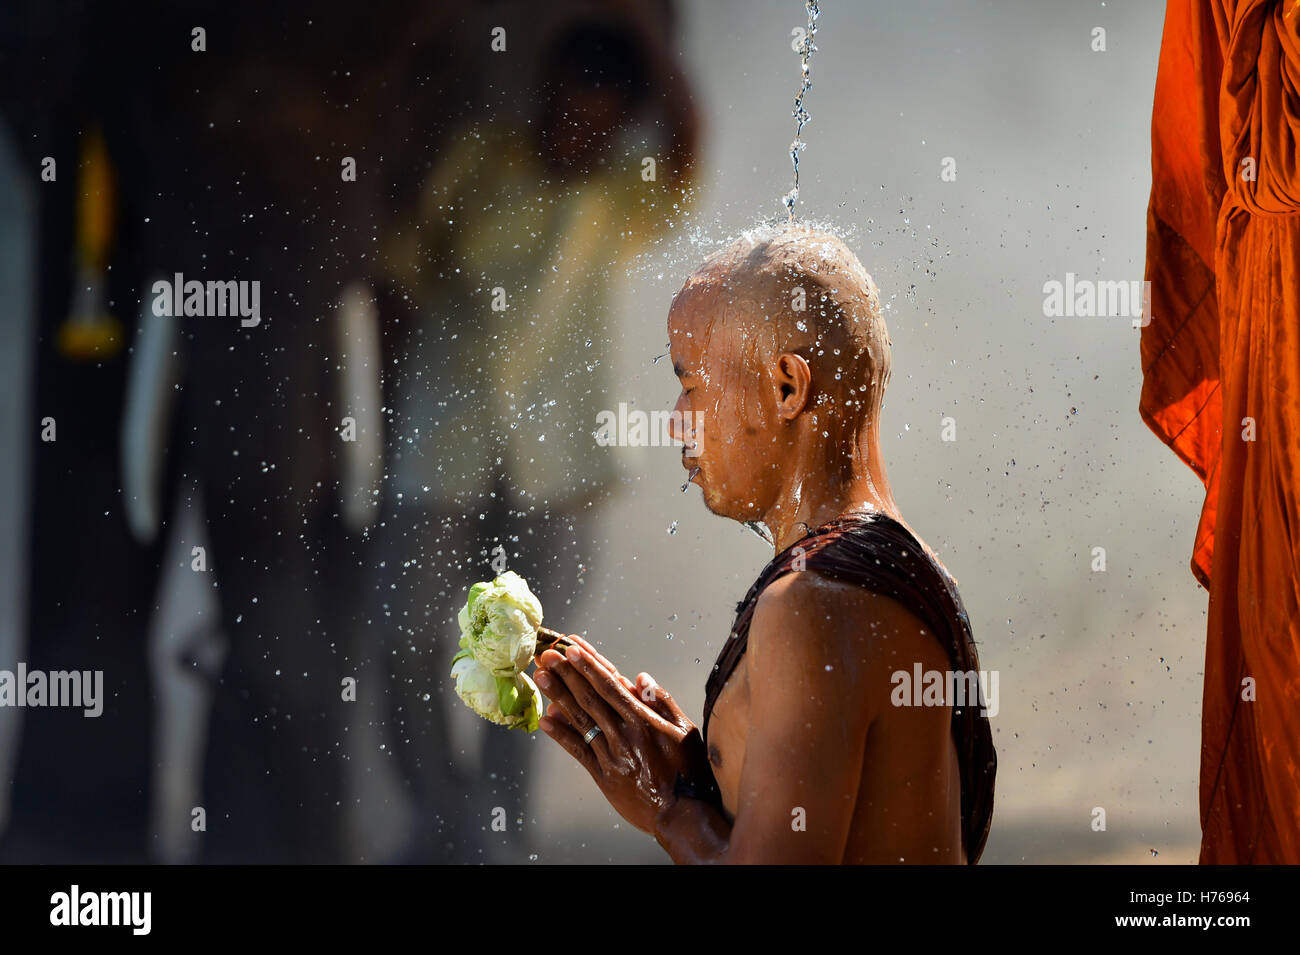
[450,653,540,732]
[457,570,544,678]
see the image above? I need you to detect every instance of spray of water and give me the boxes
[782,0,821,221]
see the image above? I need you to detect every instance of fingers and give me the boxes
[558,632,614,669]
[634,673,663,709]
[541,699,614,768]
[560,644,643,723]
[535,633,639,695]
[544,704,574,730]
[539,707,602,779]
[537,647,567,670]
[634,673,693,731]
[555,632,637,690]
[534,657,625,762]
[634,672,671,715]
[562,645,676,733]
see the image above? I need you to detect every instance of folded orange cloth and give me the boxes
[1143,0,1300,863]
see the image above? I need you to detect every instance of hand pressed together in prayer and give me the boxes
[533,635,712,836]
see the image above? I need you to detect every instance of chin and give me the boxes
[699,492,729,518]
[699,485,752,524]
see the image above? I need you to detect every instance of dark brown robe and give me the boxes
[693,509,996,864]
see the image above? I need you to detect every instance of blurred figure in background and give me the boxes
[0,0,697,862]
[367,1,699,861]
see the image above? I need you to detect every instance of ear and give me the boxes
[774,352,812,420]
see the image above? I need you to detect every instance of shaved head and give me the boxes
[673,222,891,428]
[666,222,895,523]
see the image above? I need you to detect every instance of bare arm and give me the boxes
[656,573,880,862]
[539,573,955,864]
[655,571,959,863]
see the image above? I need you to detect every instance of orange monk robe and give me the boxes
[1142,0,1300,863]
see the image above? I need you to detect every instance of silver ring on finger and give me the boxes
[583,724,603,745]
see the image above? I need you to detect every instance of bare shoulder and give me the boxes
[753,570,943,650]
[749,571,952,700]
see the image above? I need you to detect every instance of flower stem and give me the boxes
[536,627,572,652]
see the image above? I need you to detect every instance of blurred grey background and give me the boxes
[0,0,1202,863]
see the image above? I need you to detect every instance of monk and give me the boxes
[1142,0,1300,863]
[532,223,995,863]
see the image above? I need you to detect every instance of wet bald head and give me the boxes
[671,222,891,425]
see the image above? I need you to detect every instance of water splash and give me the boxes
[743,520,775,546]
[681,466,701,492]
[782,0,821,221]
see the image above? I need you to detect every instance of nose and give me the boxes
[669,391,700,455]
[668,391,689,445]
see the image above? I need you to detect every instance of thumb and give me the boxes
[635,673,691,730]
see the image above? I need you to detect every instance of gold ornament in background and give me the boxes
[58,129,123,361]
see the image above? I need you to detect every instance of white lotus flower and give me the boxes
[457,571,544,678]
[449,654,541,732]
[449,572,571,733]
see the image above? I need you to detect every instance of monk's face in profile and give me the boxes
[666,226,891,525]
[667,279,789,522]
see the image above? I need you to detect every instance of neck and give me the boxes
[762,428,899,553]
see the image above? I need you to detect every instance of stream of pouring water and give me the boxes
[753,0,819,543]
[673,1,820,549]
[782,0,821,220]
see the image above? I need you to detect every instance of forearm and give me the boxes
[653,795,733,864]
